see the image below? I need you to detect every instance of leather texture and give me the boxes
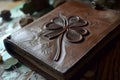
[4,1,120,80]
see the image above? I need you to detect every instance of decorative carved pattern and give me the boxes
[44,13,89,61]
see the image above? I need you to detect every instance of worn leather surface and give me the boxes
[77,35,120,80]
[4,1,120,80]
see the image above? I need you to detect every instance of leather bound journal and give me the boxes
[4,1,120,80]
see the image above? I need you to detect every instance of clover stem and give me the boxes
[53,34,64,61]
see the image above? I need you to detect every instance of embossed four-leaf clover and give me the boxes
[44,14,89,43]
[43,14,89,61]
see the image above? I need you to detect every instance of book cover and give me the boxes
[4,1,120,80]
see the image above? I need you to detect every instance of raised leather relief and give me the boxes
[44,13,89,61]
[4,2,120,80]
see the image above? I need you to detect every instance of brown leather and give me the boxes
[4,1,120,80]
[78,35,120,80]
